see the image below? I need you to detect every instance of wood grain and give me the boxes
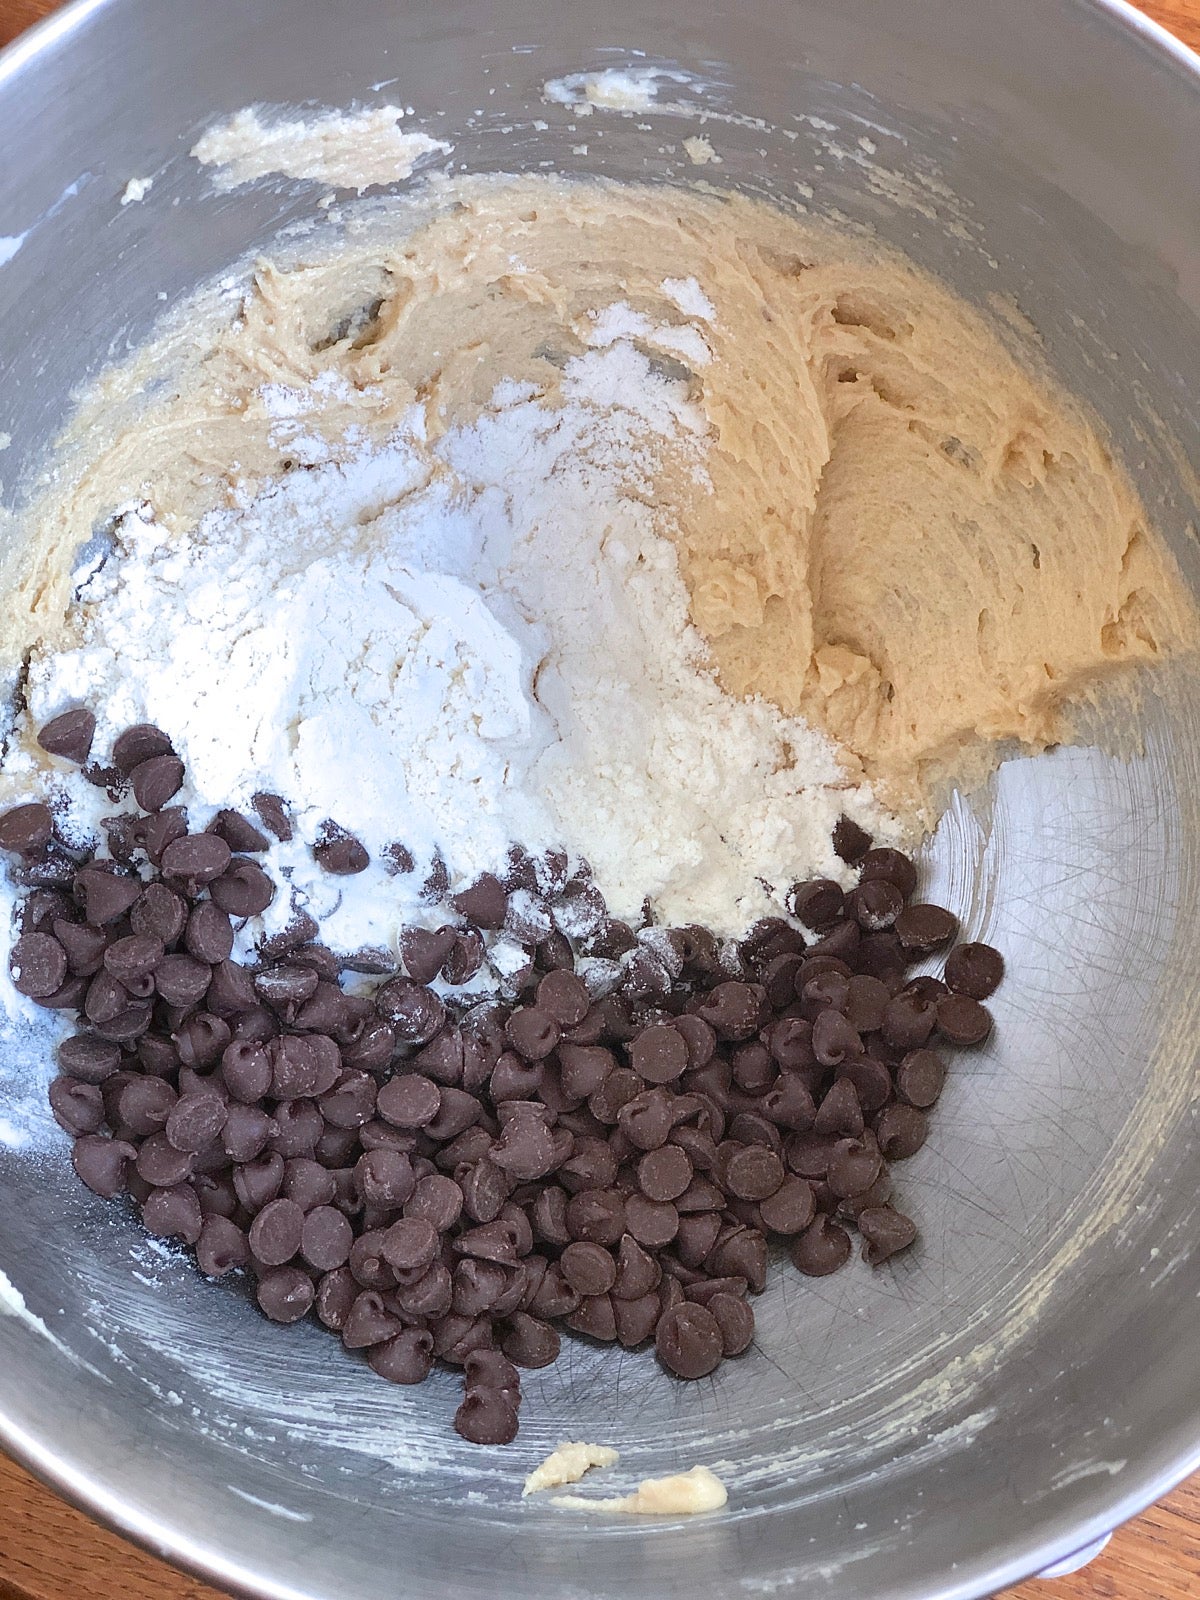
[1,1,1198,1597]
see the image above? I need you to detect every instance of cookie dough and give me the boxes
[550,1464,728,1516]
[9,175,1195,828]
[523,1442,620,1495]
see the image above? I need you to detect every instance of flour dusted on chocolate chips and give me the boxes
[12,326,889,949]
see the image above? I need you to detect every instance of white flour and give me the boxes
[9,301,888,992]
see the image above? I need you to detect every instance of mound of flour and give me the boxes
[15,313,888,952]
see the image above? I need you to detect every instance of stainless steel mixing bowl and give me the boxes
[1,2,1198,1597]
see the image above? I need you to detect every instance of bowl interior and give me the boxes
[1,3,1199,1599]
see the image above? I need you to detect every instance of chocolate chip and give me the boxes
[559,1241,616,1297]
[423,1086,483,1141]
[220,1040,272,1102]
[233,1151,285,1213]
[369,1328,435,1384]
[629,1023,689,1084]
[210,860,275,917]
[858,1204,918,1264]
[196,1216,250,1278]
[251,792,293,842]
[616,1086,674,1150]
[722,1144,784,1202]
[295,1205,352,1271]
[807,919,860,964]
[758,1175,816,1235]
[83,968,131,1026]
[673,1013,717,1070]
[37,708,96,764]
[9,931,67,997]
[130,883,187,945]
[609,1290,658,1347]
[103,933,164,987]
[75,868,141,926]
[130,754,185,813]
[589,1066,643,1126]
[454,1386,518,1445]
[874,1104,928,1160]
[376,1073,441,1129]
[135,1131,196,1188]
[881,989,937,1050]
[695,980,763,1041]
[791,1216,852,1276]
[0,802,53,855]
[142,808,189,867]
[558,1042,615,1101]
[404,1173,464,1232]
[500,1312,560,1368]
[762,1017,815,1075]
[149,954,208,1011]
[393,1262,453,1319]
[827,1139,883,1200]
[844,973,890,1033]
[443,929,485,985]
[505,1006,560,1061]
[858,847,918,899]
[944,941,1005,999]
[563,1287,618,1341]
[566,1188,626,1246]
[801,969,850,1018]
[313,822,369,876]
[536,967,589,1025]
[832,1064,886,1123]
[71,1134,136,1197]
[142,1183,203,1245]
[58,1033,121,1084]
[849,878,903,931]
[832,815,872,863]
[166,1092,227,1153]
[24,710,1010,1447]
[623,1194,678,1249]
[49,1077,105,1135]
[284,1158,337,1211]
[787,879,844,931]
[451,872,508,929]
[375,978,445,1045]
[342,1149,402,1213]
[813,1077,864,1138]
[761,1068,819,1132]
[161,833,232,891]
[400,925,457,984]
[637,1143,692,1202]
[707,1292,755,1357]
[812,1008,861,1067]
[895,903,958,954]
[490,1114,558,1181]
[256,1266,315,1323]
[217,1105,270,1165]
[936,993,992,1045]
[895,1048,946,1107]
[655,1301,722,1378]
[110,727,170,778]
[313,1267,358,1330]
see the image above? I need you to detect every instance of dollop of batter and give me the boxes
[550,1464,728,1516]
[523,1441,620,1495]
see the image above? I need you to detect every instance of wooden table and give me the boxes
[1,1,1199,1596]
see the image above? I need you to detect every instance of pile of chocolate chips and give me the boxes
[3,709,1004,1445]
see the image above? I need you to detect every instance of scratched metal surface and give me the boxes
[0,2,1198,1599]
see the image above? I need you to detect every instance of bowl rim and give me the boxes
[0,1,1199,1597]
